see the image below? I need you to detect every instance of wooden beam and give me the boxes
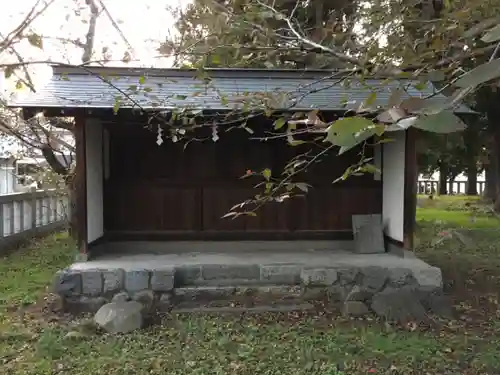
[74,116,88,258]
[403,128,418,250]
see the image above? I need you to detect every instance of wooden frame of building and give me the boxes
[9,66,471,259]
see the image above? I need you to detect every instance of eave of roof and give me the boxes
[8,65,475,114]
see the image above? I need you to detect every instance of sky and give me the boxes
[0,0,186,94]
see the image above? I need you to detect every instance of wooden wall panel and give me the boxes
[103,118,383,236]
[202,187,291,232]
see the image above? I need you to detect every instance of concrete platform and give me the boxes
[54,243,450,321]
[73,246,427,273]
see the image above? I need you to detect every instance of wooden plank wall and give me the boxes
[103,119,382,238]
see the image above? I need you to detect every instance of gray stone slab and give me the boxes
[343,301,370,317]
[175,286,236,300]
[151,268,174,292]
[53,270,82,297]
[103,269,124,293]
[359,266,388,292]
[176,265,202,285]
[171,303,316,314]
[124,270,150,293]
[352,214,382,234]
[260,265,301,284]
[300,268,338,286]
[81,270,103,296]
[337,268,360,286]
[352,215,385,254]
[202,264,260,280]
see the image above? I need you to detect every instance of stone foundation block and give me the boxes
[151,268,175,292]
[202,265,260,280]
[53,269,82,297]
[326,284,350,302]
[81,270,103,296]
[176,286,236,300]
[301,268,338,286]
[337,268,359,286]
[260,265,301,284]
[103,269,125,294]
[65,296,107,314]
[302,287,327,300]
[388,268,415,287]
[125,270,150,293]
[176,266,202,285]
[359,267,389,293]
[157,293,172,312]
[343,301,370,317]
[371,287,427,323]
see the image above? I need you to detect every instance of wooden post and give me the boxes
[403,128,417,251]
[0,203,4,237]
[74,115,88,259]
[31,193,37,230]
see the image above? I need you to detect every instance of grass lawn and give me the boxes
[1,198,500,374]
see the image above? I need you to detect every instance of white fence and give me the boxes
[417,180,486,195]
[0,190,69,252]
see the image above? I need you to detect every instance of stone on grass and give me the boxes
[94,301,143,333]
[132,290,155,314]
[371,287,427,323]
[157,293,172,312]
[421,292,454,318]
[343,301,370,317]
[65,296,107,314]
[111,292,130,303]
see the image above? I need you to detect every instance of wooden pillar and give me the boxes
[74,115,88,259]
[403,128,417,251]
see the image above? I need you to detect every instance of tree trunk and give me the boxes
[484,162,498,200]
[438,163,448,195]
[464,126,478,195]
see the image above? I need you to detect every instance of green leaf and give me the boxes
[122,51,132,63]
[454,59,500,88]
[113,96,121,114]
[365,91,377,106]
[481,24,500,43]
[4,66,14,79]
[175,95,187,100]
[262,168,272,181]
[274,117,286,130]
[139,76,146,85]
[15,80,23,90]
[414,81,428,91]
[288,139,306,146]
[325,116,376,147]
[143,87,153,93]
[27,33,43,49]
[411,111,467,133]
[295,183,309,193]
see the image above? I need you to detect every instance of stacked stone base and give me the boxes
[53,263,450,322]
